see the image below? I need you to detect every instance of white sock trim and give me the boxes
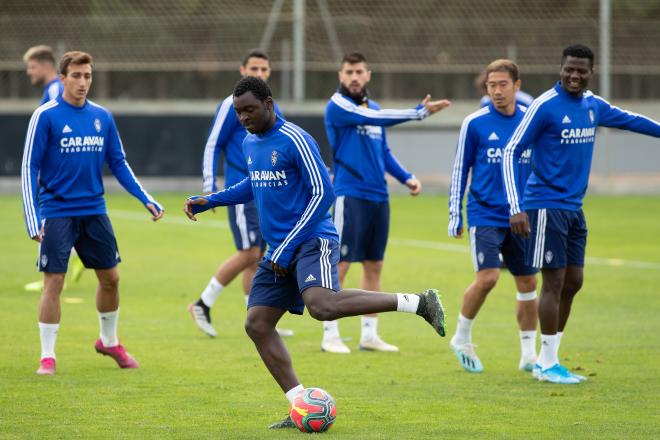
[285,384,304,403]
[396,293,420,313]
[201,277,224,308]
[99,309,119,347]
[516,290,537,301]
[39,322,59,360]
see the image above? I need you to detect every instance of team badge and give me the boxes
[341,244,349,257]
[249,231,257,243]
[588,109,595,125]
[41,254,48,268]
[94,118,102,133]
[478,252,485,265]
[271,150,278,167]
[545,250,554,264]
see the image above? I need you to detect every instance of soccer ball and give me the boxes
[289,387,337,433]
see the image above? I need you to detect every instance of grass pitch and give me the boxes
[1,193,659,439]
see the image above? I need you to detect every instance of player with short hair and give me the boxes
[189,49,292,338]
[448,59,538,374]
[322,52,450,353]
[475,68,534,108]
[503,44,660,384]
[23,45,63,105]
[22,51,164,376]
[184,76,446,428]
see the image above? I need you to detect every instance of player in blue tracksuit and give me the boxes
[321,52,450,354]
[189,49,291,338]
[184,77,446,428]
[21,51,164,376]
[23,45,63,105]
[448,60,538,374]
[503,44,660,384]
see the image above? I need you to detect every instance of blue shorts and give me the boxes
[468,226,537,276]
[227,201,264,251]
[38,215,121,273]
[333,196,389,262]
[526,208,588,269]
[248,238,339,315]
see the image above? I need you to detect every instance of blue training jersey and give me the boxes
[503,82,660,214]
[21,95,162,239]
[40,78,63,105]
[325,92,429,202]
[193,116,337,268]
[480,90,534,108]
[202,94,283,192]
[448,103,532,235]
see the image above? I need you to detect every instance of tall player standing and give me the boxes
[322,52,450,353]
[22,51,164,375]
[189,49,292,338]
[185,77,446,428]
[503,44,660,384]
[448,60,538,373]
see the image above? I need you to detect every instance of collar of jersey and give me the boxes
[256,115,285,138]
[554,81,586,101]
[57,94,88,111]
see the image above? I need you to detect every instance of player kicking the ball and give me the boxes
[184,77,446,428]
[448,60,538,373]
[21,51,164,375]
[503,44,660,384]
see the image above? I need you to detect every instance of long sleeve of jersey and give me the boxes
[192,177,254,216]
[502,101,548,215]
[383,131,413,184]
[105,117,163,212]
[21,104,53,238]
[202,97,234,193]
[593,96,660,136]
[270,129,335,268]
[448,117,477,236]
[327,93,429,128]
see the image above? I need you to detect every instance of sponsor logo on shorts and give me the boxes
[305,274,317,283]
[341,244,349,257]
[249,231,257,243]
[41,254,48,268]
[545,250,553,264]
[478,252,485,265]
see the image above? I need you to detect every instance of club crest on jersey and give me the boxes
[94,118,101,133]
[589,109,595,124]
[271,150,278,167]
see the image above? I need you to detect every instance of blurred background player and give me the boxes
[184,77,446,428]
[22,45,86,292]
[189,49,293,338]
[504,44,660,384]
[448,59,538,374]
[476,69,534,108]
[22,51,164,375]
[321,52,450,353]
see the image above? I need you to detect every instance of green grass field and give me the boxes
[1,193,659,439]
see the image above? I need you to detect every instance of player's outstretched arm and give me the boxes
[105,117,164,221]
[327,93,450,128]
[382,131,420,196]
[184,177,253,221]
[593,95,660,137]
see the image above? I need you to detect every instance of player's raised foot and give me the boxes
[321,337,351,354]
[359,335,399,352]
[416,288,446,336]
[556,364,587,382]
[268,414,296,429]
[276,328,295,337]
[188,300,217,337]
[519,355,538,372]
[36,357,56,375]
[69,255,85,283]
[537,364,580,384]
[94,339,139,369]
[450,341,484,373]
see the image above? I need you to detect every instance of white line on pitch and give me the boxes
[110,210,660,270]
